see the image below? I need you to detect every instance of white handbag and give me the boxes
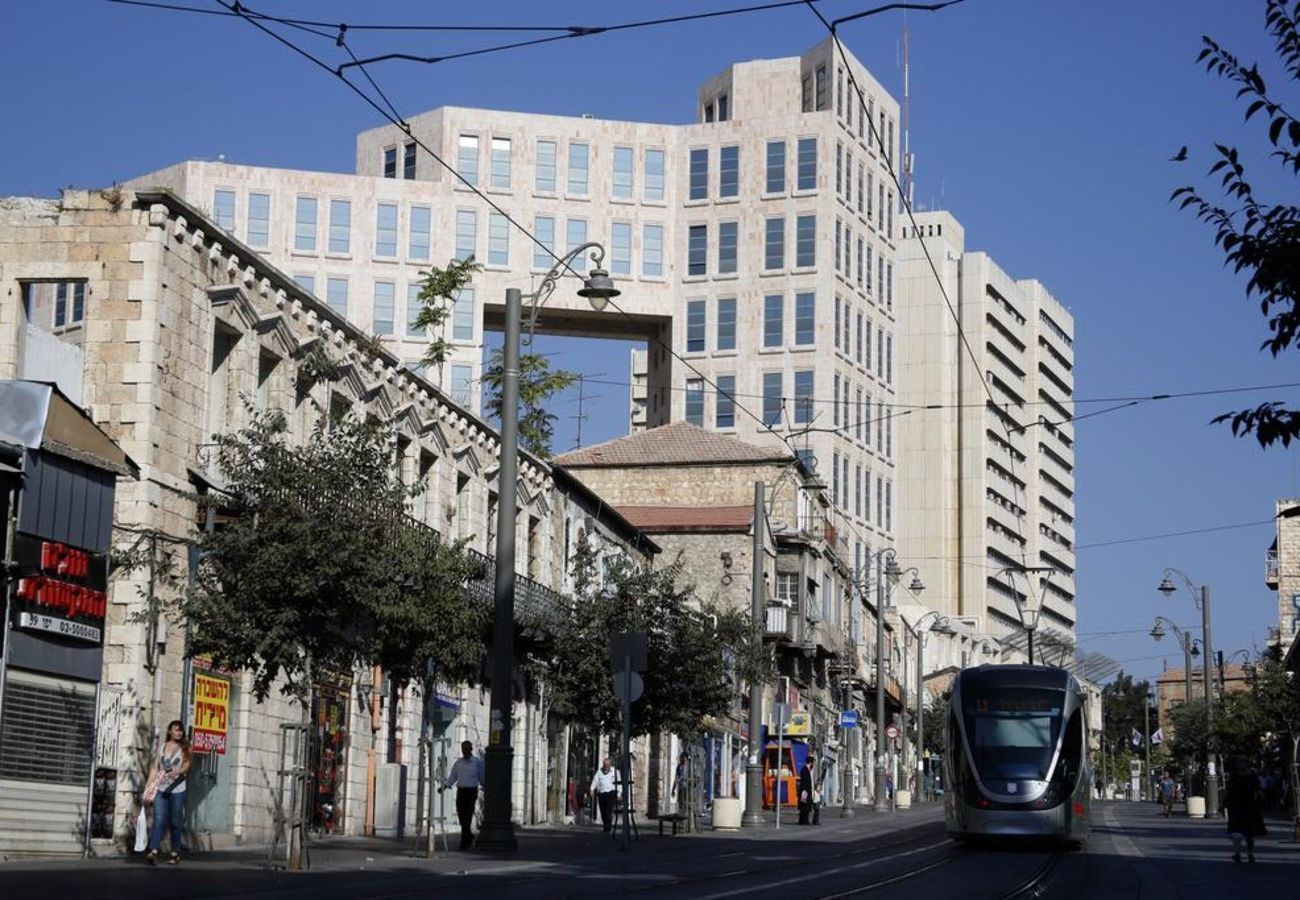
[134,808,148,853]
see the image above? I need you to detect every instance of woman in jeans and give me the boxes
[145,720,191,864]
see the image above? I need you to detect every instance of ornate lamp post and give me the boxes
[911,611,953,801]
[478,244,618,852]
[1158,568,1218,816]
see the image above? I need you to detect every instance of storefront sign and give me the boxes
[192,673,230,755]
[785,710,812,736]
[11,534,108,646]
[17,611,102,643]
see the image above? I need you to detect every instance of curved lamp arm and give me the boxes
[1158,567,1202,609]
[522,242,613,345]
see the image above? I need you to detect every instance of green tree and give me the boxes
[1166,700,1209,773]
[1243,651,1300,828]
[481,348,577,459]
[184,408,486,701]
[1101,672,1156,759]
[1173,0,1300,446]
[415,257,482,373]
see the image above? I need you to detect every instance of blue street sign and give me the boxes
[840,710,859,728]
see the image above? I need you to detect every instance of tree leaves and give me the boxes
[481,349,577,459]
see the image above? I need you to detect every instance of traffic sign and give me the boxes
[886,723,900,740]
[840,710,859,728]
[612,670,644,703]
[772,701,792,727]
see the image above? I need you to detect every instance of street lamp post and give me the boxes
[868,549,923,813]
[996,565,1056,665]
[478,244,619,852]
[1149,616,1203,804]
[1158,569,1218,816]
[912,611,953,802]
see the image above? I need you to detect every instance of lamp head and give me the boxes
[884,557,903,579]
[578,267,620,310]
[1157,575,1176,597]
[1150,622,1166,642]
[909,574,925,593]
[1190,643,1201,659]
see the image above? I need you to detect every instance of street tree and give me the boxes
[414,257,481,374]
[1242,651,1300,831]
[1173,0,1300,446]
[481,348,577,459]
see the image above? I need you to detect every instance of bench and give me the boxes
[656,813,688,836]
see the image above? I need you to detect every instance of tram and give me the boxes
[943,665,1091,844]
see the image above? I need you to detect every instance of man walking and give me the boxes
[1159,771,1176,818]
[798,757,815,825]
[443,740,483,850]
[590,757,619,833]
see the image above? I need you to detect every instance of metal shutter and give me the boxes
[0,669,96,784]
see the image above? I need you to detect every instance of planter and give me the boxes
[712,797,742,830]
[895,789,912,809]
[1186,795,1206,819]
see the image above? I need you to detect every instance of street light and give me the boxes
[912,611,953,802]
[1157,568,1218,816]
[996,565,1056,665]
[478,243,619,852]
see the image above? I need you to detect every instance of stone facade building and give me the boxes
[1266,498,1300,668]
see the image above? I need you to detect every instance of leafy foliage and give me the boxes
[1101,672,1155,758]
[481,349,577,459]
[184,408,486,701]
[414,257,482,372]
[1172,1,1300,446]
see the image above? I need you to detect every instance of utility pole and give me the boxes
[1200,585,1218,816]
[1143,690,1152,801]
[743,482,766,826]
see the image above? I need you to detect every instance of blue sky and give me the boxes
[4,1,1295,687]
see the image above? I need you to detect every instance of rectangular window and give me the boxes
[294,274,315,295]
[247,192,270,248]
[718,93,729,121]
[457,135,479,185]
[685,300,706,353]
[864,391,872,445]
[836,142,843,196]
[766,140,785,193]
[867,243,874,293]
[837,67,845,117]
[409,205,431,260]
[855,464,862,517]
[487,212,509,266]
[856,237,864,287]
[796,214,816,267]
[797,138,817,190]
[857,163,865,214]
[455,209,476,261]
[878,256,885,304]
[406,283,424,336]
[832,451,841,505]
[846,152,854,206]
[718,221,738,274]
[613,146,634,200]
[213,189,235,231]
[451,364,472,406]
[877,328,885,378]
[717,297,736,351]
[765,216,785,270]
[536,140,557,192]
[294,196,317,251]
[867,171,874,220]
[887,190,894,237]
[403,142,417,179]
[645,148,665,201]
[802,74,812,113]
[453,288,475,341]
[815,64,828,110]
[876,402,885,451]
[568,142,589,196]
[794,292,815,345]
[375,203,398,257]
[383,147,397,179]
[611,221,632,275]
[687,224,707,276]
[534,216,555,269]
[328,199,351,254]
[885,480,893,532]
[719,145,739,198]
[685,378,705,426]
[833,373,841,426]
[834,297,842,351]
[856,313,864,364]
[763,294,783,348]
[490,137,511,189]
[887,261,894,309]
[373,280,395,335]
[762,372,783,425]
[835,220,842,273]
[325,277,348,316]
[689,148,709,200]
[716,374,736,428]
[793,370,814,424]
[856,387,864,441]
[48,282,87,331]
[886,334,893,384]
[643,223,664,277]
[566,218,588,270]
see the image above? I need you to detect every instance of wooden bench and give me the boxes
[655,813,688,836]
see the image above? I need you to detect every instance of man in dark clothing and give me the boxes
[798,758,815,825]
[1224,758,1266,863]
[442,740,483,850]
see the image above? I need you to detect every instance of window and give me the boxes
[247,192,270,248]
[719,145,739,198]
[536,140,557,192]
[457,135,479,185]
[857,162,865,214]
[845,152,854,206]
[837,67,845,117]
[689,148,709,200]
[328,199,351,254]
[763,294,783,348]
[568,142,589,196]
[566,218,588,271]
[815,64,828,110]
[375,203,398,257]
[717,297,736,351]
[406,283,424,336]
[885,480,892,531]
[486,213,509,266]
[213,189,235,231]
[409,205,431,260]
[403,142,417,180]
[294,274,315,294]
[685,300,706,352]
[867,171,874,220]
[887,261,894,309]
[855,464,862,517]
[766,141,785,193]
[717,93,729,121]
[718,221,738,274]
[643,223,664,276]
[867,243,874,293]
[325,277,348,316]
[455,209,476,261]
[613,146,634,200]
[797,138,817,190]
[687,224,707,276]
[836,143,843,196]
[611,221,632,275]
[855,387,864,441]
[46,282,87,332]
[833,373,841,426]
[685,378,704,425]
[877,328,885,378]
[886,334,893,384]
[857,313,865,365]
[762,372,783,425]
[383,147,397,179]
[704,102,715,123]
[534,216,555,269]
[835,220,842,273]
[645,149,665,201]
[832,451,840,504]
[795,292,815,345]
[856,237,864,287]
[294,196,317,251]
[864,391,873,445]
[490,137,511,189]
[450,364,472,406]
[802,74,812,112]
[765,216,785,270]
[453,288,475,341]
[716,374,736,428]
[793,370,814,424]
[835,297,842,351]
[373,281,395,335]
[796,215,816,267]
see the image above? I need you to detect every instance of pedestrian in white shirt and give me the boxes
[590,757,620,833]
[442,740,483,849]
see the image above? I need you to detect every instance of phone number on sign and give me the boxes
[18,612,102,643]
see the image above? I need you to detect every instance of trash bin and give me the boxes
[1186,795,1206,819]
[896,789,912,809]
[712,797,742,830]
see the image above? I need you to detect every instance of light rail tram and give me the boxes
[943,665,1091,844]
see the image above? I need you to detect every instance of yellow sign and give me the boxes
[193,673,230,755]
[785,710,812,736]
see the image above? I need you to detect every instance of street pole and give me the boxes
[874,553,889,812]
[1200,585,1218,815]
[1143,690,1152,801]
[1027,629,1035,666]
[900,629,910,785]
[743,482,766,826]
[840,680,853,816]
[478,287,521,852]
[915,628,924,802]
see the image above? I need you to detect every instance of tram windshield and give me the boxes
[962,687,1064,782]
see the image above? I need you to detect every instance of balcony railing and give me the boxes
[1266,550,1279,588]
[766,604,795,640]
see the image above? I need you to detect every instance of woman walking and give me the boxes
[144,720,191,864]
[1223,757,1266,864]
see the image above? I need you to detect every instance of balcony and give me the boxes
[766,604,795,641]
[1266,550,1279,588]
[464,545,565,625]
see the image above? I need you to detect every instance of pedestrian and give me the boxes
[1223,757,1266,864]
[670,752,688,812]
[1159,771,1176,818]
[143,719,191,865]
[442,740,483,850]
[797,757,815,825]
[590,757,619,833]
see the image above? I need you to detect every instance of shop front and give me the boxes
[310,679,350,835]
[184,660,240,844]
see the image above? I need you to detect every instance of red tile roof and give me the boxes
[553,421,791,468]
[616,504,755,533]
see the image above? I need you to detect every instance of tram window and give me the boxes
[1054,709,1083,785]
